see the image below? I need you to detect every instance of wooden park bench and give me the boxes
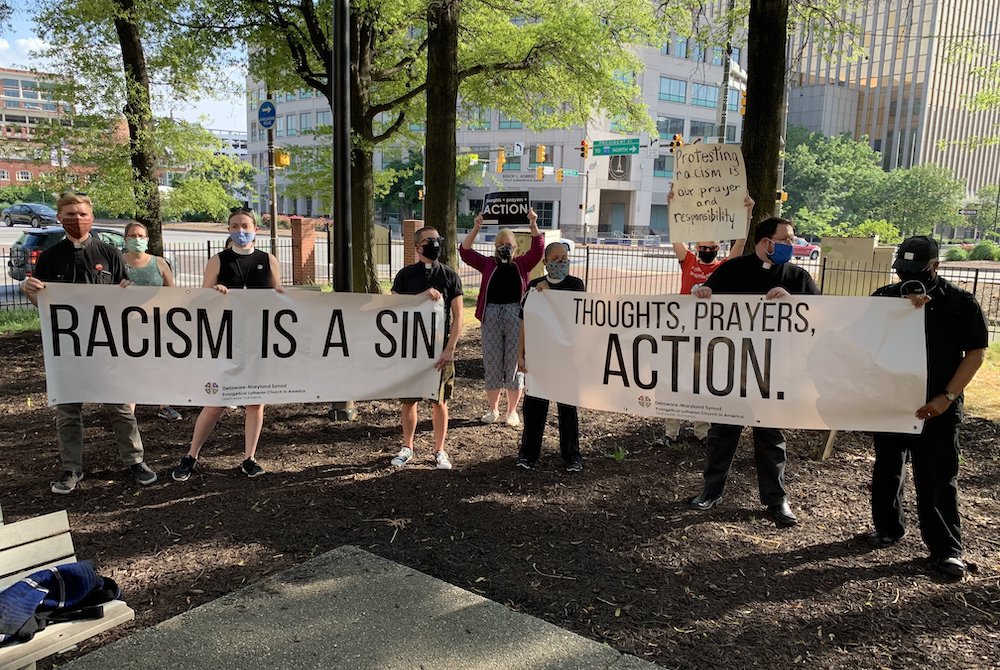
[0,506,134,670]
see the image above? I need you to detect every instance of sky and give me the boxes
[0,8,248,131]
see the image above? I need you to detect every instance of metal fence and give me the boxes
[3,239,998,342]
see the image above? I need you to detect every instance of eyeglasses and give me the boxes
[697,246,719,252]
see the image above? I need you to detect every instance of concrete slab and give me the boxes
[62,545,658,670]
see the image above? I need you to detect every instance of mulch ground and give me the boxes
[1,327,999,669]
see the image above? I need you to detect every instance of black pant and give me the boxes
[519,395,580,464]
[701,424,787,505]
[871,403,963,559]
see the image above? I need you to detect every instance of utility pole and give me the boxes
[266,90,278,256]
[717,0,736,144]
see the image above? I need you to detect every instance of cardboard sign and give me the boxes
[669,144,748,244]
[482,191,530,226]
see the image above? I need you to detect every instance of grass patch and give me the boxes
[0,309,40,334]
[965,341,1000,422]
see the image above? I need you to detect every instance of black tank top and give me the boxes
[216,248,273,289]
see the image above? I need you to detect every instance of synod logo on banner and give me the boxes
[38,286,445,406]
[523,291,928,434]
[669,144,748,244]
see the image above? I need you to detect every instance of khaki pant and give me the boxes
[664,417,710,441]
[56,403,145,473]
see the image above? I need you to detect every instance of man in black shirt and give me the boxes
[389,226,464,470]
[688,217,820,527]
[21,192,155,494]
[868,236,988,579]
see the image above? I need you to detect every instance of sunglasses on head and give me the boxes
[230,206,253,213]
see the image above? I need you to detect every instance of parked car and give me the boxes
[7,226,126,280]
[2,203,58,227]
[792,237,821,260]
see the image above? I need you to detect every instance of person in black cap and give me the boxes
[687,216,820,527]
[867,235,988,578]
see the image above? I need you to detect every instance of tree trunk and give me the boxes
[742,0,789,248]
[349,12,381,293]
[424,0,460,266]
[112,0,162,255]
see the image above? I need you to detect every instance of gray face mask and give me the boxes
[545,260,569,282]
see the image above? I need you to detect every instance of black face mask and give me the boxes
[421,239,441,261]
[697,249,719,263]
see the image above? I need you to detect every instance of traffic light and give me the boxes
[274,148,291,167]
[668,134,685,154]
[775,190,788,202]
[496,147,506,173]
[536,166,544,181]
[418,189,424,201]
[535,144,547,164]
[739,89,747,116]
[579,139,589,158]
[556,168,564,183]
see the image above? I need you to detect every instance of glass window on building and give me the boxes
[673,37,688,58]
[726,124,737,143]
[658,77,686,103]
[653,155,674,178]
[528,144,553,168]
[690,43,705,62]
[317,110,332,127]
[692,84,718,108]
[731,46,742,66]
[286,114,297,136]
[727,87,739,112]
[533,201,554,228]
[689,120,715,140]
[657,116,684,139]
[16,170,31,181]
[300,112,312,132]
[285,91,295,102]
[498,112,522,129]
[250,122,258,142]
[275,116,284,137]
[711,47,724,66]
[504,155,521,171]
[408,122,426,132]
[0,170,9,180]
[464,106,490,130]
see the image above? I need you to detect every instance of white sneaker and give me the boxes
[391,447,413,467]
[435,451,452,470]
[506,412,521,427]
[480,410,500,423]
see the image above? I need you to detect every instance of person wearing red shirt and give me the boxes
[655,188,752,446]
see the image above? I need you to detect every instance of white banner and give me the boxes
[523,291,927,433]
[39,286,445,406]
[669,144,748,243]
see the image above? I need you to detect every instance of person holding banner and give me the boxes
[461,209,544,428]
[516,242,587,471]
[20,192,157,494]
[688,216,819,527]
[867,236,988,579]
[172,208,283,482]
[120,221,183,422]
[656,186,752,447]
[390,226,464,470]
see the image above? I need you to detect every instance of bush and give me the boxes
[968,240,1000,261]
[945,247,968,261]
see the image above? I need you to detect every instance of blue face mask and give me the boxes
[768,241,793,265]
[231,230,256,246]
[545,261,569,283]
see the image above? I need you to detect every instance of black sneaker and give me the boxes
[930,555,966,579]
[51,470,84,495]
[130,462,158,485]
[516,457,535,470]
[565,457,584,473]
[241,458,265,478]
[866,531,902,548]
[172,455,197,481]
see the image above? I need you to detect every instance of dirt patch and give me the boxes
[1,328,999,669]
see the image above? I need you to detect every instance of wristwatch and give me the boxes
[944,391,959,402]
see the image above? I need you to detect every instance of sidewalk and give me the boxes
[62,545,657,670]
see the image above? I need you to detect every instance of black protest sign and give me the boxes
[482,191,530,226]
